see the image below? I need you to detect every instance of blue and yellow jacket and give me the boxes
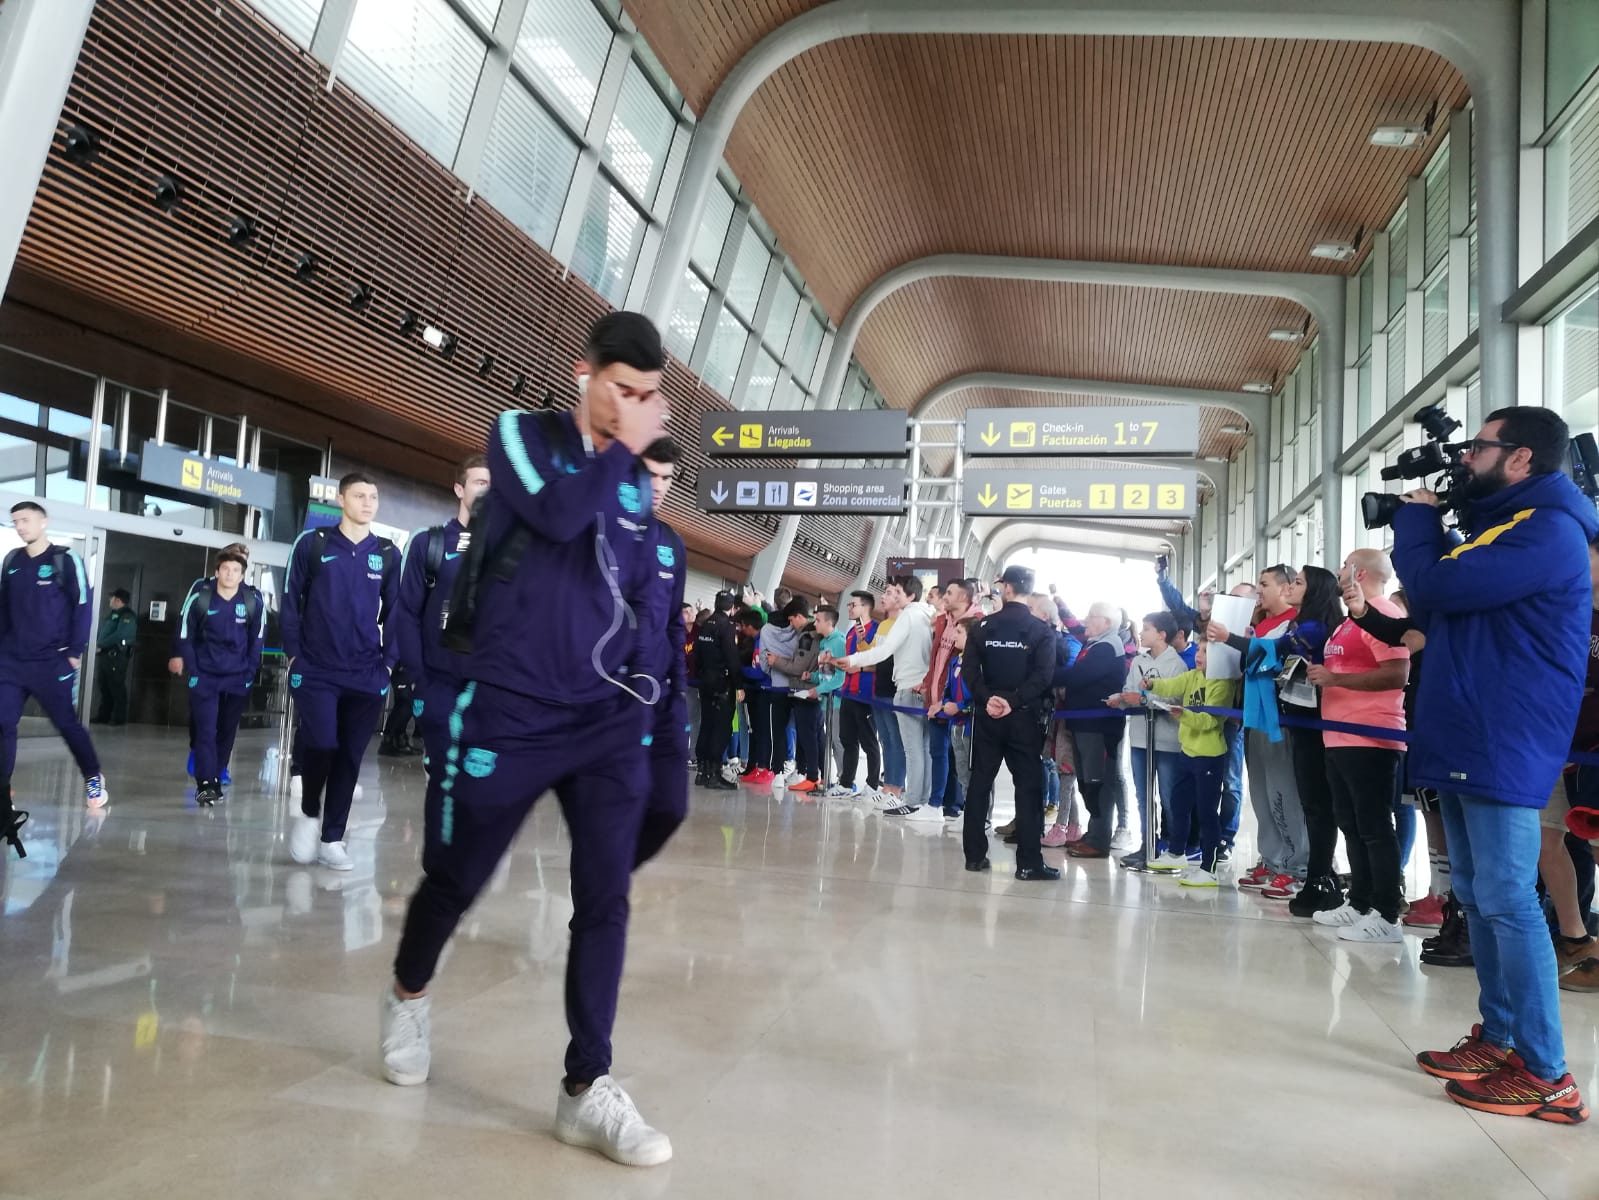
[1392,471,1599,808]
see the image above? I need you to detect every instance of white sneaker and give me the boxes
[379,988,431,1085]
[721,761,743,783]
[289,774,303,799]
[1111,825,1137,850]
[1147,852,1188,873]
[318,840,353,871]
[554,1075,672,1167]
[873,791,903,811]
[1338,912,1404,943]
[824,783,855,798]
[783,771,805,787]
[1312,902,1367,927]
[904,805,945,822]
[1178,866,1219,888]
[84,774,109,809]
[288,813,320,864]
[782,759,797,778]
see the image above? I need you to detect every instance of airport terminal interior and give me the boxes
[1,0,1599,1196]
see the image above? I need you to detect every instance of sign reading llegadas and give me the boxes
[139,441,277,510]
[963,469,1197,518]
[964,406,1199,456]
[699,410,908,459]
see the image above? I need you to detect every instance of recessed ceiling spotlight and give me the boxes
[1242,382,1274,394]
[1267,328,1304,343]
[1369,124,1427,148]
[1311,241,1359,262]
[62,124,101,166]
[152,175,183,213]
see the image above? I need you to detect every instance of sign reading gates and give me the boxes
[698,467,906,514]
[963,406,1200,457]
[139,441,277,510]
[699,410,908,459]
[963,469,1198,518]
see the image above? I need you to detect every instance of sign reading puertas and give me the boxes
[140,441,278,510]
[963,469,1197,518]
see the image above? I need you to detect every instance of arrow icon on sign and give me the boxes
[981,423,1001,448]
[712,426,733,446]
[976,483,998,508]
[710,482,729,503]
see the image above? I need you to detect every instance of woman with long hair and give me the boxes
[1277,564,1345,915]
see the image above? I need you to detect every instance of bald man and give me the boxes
[1305,549,1411,942]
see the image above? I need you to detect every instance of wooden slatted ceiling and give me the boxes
[14,0,867,592]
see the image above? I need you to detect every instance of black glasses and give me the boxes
[1467,438,1521,455]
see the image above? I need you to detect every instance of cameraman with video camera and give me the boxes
[1390,405,1596,1124]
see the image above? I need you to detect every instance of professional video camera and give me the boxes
[1359,403,1469,530]
[1361,402,1599,530]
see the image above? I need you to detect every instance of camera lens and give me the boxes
[1360,491,1404,530]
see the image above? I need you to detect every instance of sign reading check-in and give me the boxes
[698,411,908,459]
[963,406,1199,456]
[963,469,1197,518]
[140,441,277,510]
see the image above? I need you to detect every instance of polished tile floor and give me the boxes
[3,726,1597,1200]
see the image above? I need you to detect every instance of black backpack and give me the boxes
[302,526,399,621]
[442,409,646,656]
[191,580,262,632]
[2,544,72,593]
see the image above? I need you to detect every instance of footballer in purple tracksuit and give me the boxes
[633,437,689,869]
[393,454,490,861]
[384,312,674,1170]
[280,473,399,870]
[0,500,105,807]
[174,545,266,805]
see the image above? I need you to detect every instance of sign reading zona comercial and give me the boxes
[698,467,906,514]
[963,470,1197,518]
[963,406,1199,456]
[699,410,908,459]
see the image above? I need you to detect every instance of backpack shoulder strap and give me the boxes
[423,525,446,590]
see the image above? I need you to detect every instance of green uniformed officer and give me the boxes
[93,588,136,725]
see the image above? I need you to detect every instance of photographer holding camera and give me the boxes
[1392,405,1596,1124]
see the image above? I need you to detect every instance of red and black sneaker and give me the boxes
[1415,1024,1511,1081]
[1444,1053,1589,1124]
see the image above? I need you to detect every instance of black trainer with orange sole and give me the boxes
[1444,1054,1588,1124]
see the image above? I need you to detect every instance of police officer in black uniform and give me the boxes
[693,590,740,790]
[961,565,1058,878]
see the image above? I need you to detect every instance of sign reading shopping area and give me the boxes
[140,441,277,509]
[963,469,1197,518]
[698,468,906,514]
[963,406,1199,457]
[699,410,908,459]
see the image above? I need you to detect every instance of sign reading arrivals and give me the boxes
[699,410,908,459]
[963,407,1200,457]
[140,441,277,510]
[698,467,906,514]
[962,469,1198,518]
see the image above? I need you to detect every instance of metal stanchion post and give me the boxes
[1141,705,1158,869]
[824,697,836,791]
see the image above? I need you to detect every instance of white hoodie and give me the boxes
[846,600,933,692]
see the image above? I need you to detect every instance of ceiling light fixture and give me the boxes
[1267,328,1304,343]
[1369,124,1427,148]
[1310,241,1359,262]
[225,215,257,246]
[293,252,317,281]
[1242,381,1274,394]
[421,324,450,350]
[398,310,419,337]
[347,282,373,309]
[510,372,526,396]
[1220,424,1248,435]
[62,124,100,166]
[152,175,183,213]
[477,354,494,378]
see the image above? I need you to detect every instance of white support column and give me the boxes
[850,516,894,593]
[0,0,97,302]
[550,26,635,266]
[1321,277,1349,565]
[1447,107,1474,351]
[453,0,534,187]
[310,0,358,70]
[1518,0,1548,284]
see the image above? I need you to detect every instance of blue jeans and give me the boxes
[1221,721,1244,845]
[1439,791,1566,1082]
[1169,753,1227,871]
[929,720,962,814]
[876,699,906,788]
[1394,788,1416,869]
[1043,758,1060,810]
[1130,745,1184,853]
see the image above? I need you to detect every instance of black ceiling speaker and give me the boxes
[62,124,100,166]
[510,372,526,396]
[293,252,317,281]
[477,354,494,377]
[225,215,258,246]
[153,175,183,212]
[347,282,373,309]
[398,310,419,336]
